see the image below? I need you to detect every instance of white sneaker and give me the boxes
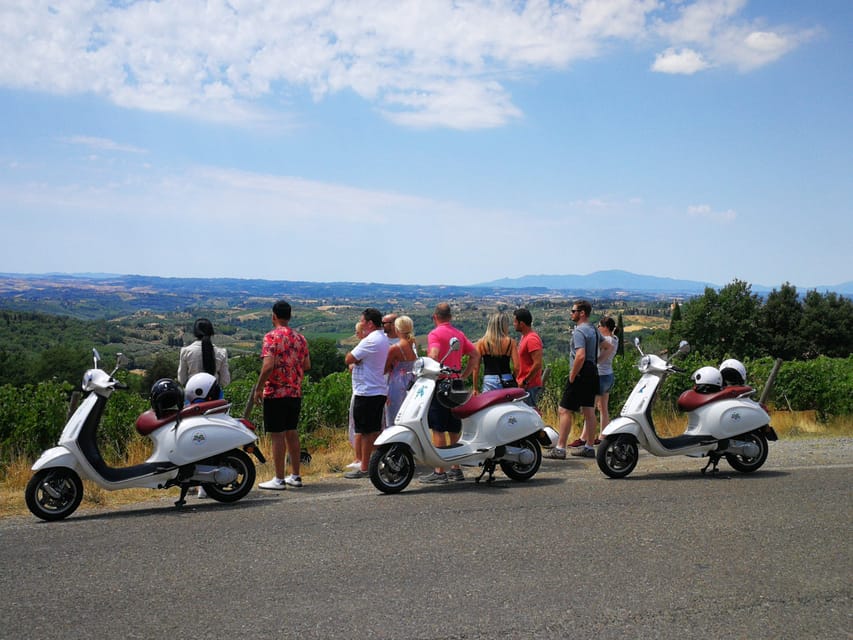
[284,474,303,488]
[346,461,362,469]
[197,486,208,499]
[258,477,287,490]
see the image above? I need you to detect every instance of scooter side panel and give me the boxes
[169,418,257,465]
[687,400,770,439]
[461,403,543,446]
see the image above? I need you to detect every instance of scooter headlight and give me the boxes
[639,355,652,372]
[412,357,425,377]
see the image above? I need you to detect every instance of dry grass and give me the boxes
[2,413,851,519]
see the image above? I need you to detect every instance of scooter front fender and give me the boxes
[374,426,425,460]
[31,446,81,473]
[375,425,417,448]
[601,416,642,440]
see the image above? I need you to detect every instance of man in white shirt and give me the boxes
[343,308,390,479]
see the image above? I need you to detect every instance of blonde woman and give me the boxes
[384,315,417,425]
[473,312,519,392]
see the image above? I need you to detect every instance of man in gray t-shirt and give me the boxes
[546,299,600,459]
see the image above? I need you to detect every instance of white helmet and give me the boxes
[691,366,722,394]
[719,358,747,386]
[184,372,222,404]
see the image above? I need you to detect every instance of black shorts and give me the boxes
[428,396,462,434]
[352,395,386,435]
[263,396,302,432]
[559,365,599,411]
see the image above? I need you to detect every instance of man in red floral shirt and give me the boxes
[255,300,311,490]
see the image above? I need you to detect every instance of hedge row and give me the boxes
[2,356,850,464]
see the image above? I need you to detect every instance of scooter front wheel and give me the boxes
[203,449,255,503]
[369,444,414,494]
[499,436,542,481]
[25,468,84,521]
[596,436,639,479]
[725,430,769,473]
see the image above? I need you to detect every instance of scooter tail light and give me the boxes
[759,402,770,413]
[239,418,257,431]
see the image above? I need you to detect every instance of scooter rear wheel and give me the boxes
[369,444,414,494]
[202,449,255,503]
[725,430,769,473]
[25,468,84,521]
[596,436,639,479]
[499,436,542,481]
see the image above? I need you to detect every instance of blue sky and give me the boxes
[1,0,850,289]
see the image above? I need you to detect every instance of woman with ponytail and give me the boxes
[177,318,231,499]
[177,318,231,388]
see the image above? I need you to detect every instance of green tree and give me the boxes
[800,290,853,359]
[762,282,805,359]
[307,337,346,379]
[33,345,92,387]
[615,313,625,357]
[673,280,765,361]
[142,351,179,393]
[669,301,682,328]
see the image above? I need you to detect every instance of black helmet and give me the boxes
[436,378,471,409]
[150,378,183,418]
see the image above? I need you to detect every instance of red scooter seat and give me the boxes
[677,385,754,412]
[135,399,230,436]
[452,387,527,419]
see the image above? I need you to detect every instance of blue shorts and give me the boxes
[598,373,614,395]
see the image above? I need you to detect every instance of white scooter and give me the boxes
[597,339,778,478]
[25,349,265,521]
[369,338,550,493]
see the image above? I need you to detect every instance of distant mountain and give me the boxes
[477,270,853,296]
[0,272,850,321]
[477,270,717,294]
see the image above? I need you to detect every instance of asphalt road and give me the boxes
[1,438,850,640]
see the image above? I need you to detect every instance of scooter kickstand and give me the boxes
[475,461,496,484]
[174,485,190,507]
[701,454,721,475]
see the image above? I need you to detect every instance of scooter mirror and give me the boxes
[92,348,101,368]
[677,340,690,355]
[116,353,129,368]
[448,337,461,352]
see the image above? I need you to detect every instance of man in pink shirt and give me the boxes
[420,302,480,484]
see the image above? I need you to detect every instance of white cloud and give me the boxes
[0,1,814,129]
[61,136,148,154]
[687,204,736,222]
[651,0,814,74]
[651,47,710,74]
